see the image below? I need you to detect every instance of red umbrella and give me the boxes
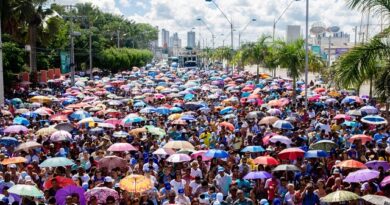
[348,134,373,144]
[50,114,69,122]
[253,156,279,166]
[278,148,305,160]
[336,160,368,169]
[219,122,234,131]
[333,114,352,121]
[44,176,76,190]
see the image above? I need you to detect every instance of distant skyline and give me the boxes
[54,0,385,47]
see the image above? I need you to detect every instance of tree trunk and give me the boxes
[369,76,373,98]
[29,24,38,74]
[256,64,260,84]
[292,76,296,108]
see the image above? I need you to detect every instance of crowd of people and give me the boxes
[0,64,389,205]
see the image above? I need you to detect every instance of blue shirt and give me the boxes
[302,192,320,205]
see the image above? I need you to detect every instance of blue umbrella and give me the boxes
[272,120,294,130]
[156,107,171,115]
[122,116,145,124]
[133,101,146,107]
[205,149,229,158]
[170,107,183,113]
[140,107,156,114]
[0,137,19,146]
[184,93,195,101]
[113,131,129,138]
[180,115,196,121]
[21,112,38,118]
[241,146,265,153]
[70,110,91,120]
[198,107,211,113]
[342,121,360,127]
[304,150,329,158]
[13,117,30,126]
[361,115,388,125]
[62,98,77,106]
[243,171,272,180]
[220,106,234,115]
[89,127,104,134]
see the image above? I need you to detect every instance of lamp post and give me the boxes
[205,0,233,50]
[238,18,256,48]
[197,18,215,49]
[304,0,309,109]
[272,0,300,42]
[0,15,4,105]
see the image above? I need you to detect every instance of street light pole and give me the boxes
[238,18,256,48]
[272,0,299,42]
[304,0,309,109]
[205,0,233,50]
[0,16,4,106]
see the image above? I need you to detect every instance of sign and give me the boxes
[311,45,321,56]
[60,51,70,74]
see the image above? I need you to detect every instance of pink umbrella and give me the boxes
[50,131,72,142]
[104,118,122,126]
[152,148,175,155]
[380,176,390,187]
[98,156,127,171]
[166,154,191,163]
[3,125,28,134]
[191,150,213,161]
[308,95,320,102]
[85,187,119,204]
[107,143,138,152]
[154,94,165,99]
[334,114,352,121]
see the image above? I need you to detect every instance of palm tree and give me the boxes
[242,35,270,83]
[276,39,306,106]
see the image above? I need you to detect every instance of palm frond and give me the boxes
[346,0,390,17]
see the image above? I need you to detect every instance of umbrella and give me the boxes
[140,107,156,114]
[243,171,272,180]
[97,123,115,129]
[113,131,129,138]
[333,114,352,121]
[341,96,362,104]
[13,116,30,126]
[122,116,145,124]
[361,115,388,125]
[156,107,171,115]
[219,122,234,131]
[180,115,196,121]
[344,169,380,183]
[241,146,265,153]
[205,149,229,158]
[98,156,127,171]
[304,150,329,158]
[3,125,28,134]
[360,105,378,114]
[144,125,166,136]
[15,141,42,152]
[348,134,373,143]
[278,148,305,160]
[362,195,390,205]
[220,106,234,115]
[320,190,359,203]
[54,123,74,132]
[272,164,301,172]
[381,176,390,187]
[190,150,213,161]
[253,156,279,166]
[152,148,175,155]
[163,140,195,150]
[272,120,294,130]
[170,107,183,113]
[335,159,367,169]
[85,187,119,204]
[269,135,292,145]
[171,119,187,125]
[119,175,153,193]
[267,108,282,116]
[259,116,279,125]
[365,160,390,171]
[0,137,19,146]
[50,130,72,142]
[70,110,91,120]
[1,157,27,165]
[128,128,147,136]
[36,127,58,136]
[30,96,52,104]
[43,176,76,190]
[39,157,75,168]
[8,184,44,197]
[55,185,86,205]
[107,143,137,152]
[348,109,363,116]
[342,120,361,127]
[166,153,192,163]
[309,140,337,151]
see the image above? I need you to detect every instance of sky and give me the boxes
[52,0,384,48]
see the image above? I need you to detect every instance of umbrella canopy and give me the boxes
[50,130,72,142]
[348,134,373,143]
[365,160,390,171]
[253,156,279,166]
[113,131,130,138]
[55,185,86,205]
[107,143,137,152]
[218,122,234,131]
[272,164,301,172]
[1,157,27,165]
[243,171,272,180]
[190,150,213,161]
[320,190,359,203]
[360,105,378,114]
[304,150,329,158]
[39,157,75,168]
[336,159,367,169]
[163,140,195,150]
[278,148,305,160]
[85,187,119,204]
[205,149,229,158]
[98,156,127,171]
[119,175,153,193]
[8,184,44,197]
[381,176,390,187]
[344,169,380,183]
[36,127,58,136]
[152,148,175,156]
[309,140,337,151]
[144,125,166,136]
[0,137,19,146]
[30,96,52,104]
[54,123,74,132]
[272,120,294,130]
[15,141,42,152]
[269,135,292,145]
[362,195,390,205]
[241,146,265,153]
[361,115,388,125]
[3,125,28,134]
[166,153,192,163]
[43,176,76,190]
[13,116,30,126]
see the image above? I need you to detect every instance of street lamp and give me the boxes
[238,18,256,48]
[70,31,81,86]
[304,0,309,109]
[272,0,300,42]
[205,0,233,50]
[197,18,215,49]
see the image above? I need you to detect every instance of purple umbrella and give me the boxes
[344,169,379,183]
[55,185,86,205]
[243,171,272,180]
[3,125,28,134]
[85,187,119,204]
[365,160,390,171]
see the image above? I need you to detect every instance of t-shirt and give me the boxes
[189,181,201,195]
[233,198,253,205]
[215,174,232,196]
[170,179,186,195]
[190,168,203,178]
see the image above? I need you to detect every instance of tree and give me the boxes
[242,35,270,83]
[98,48,153,73]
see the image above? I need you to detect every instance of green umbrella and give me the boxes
[320,190,359,203]
[144,125,166,137]
[309,140,337,151]
[11,98,23,105]
[8,184,44,197]
[362,195,390,205]
[39,157,75,168]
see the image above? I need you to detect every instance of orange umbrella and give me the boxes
[259,116,279,125]
[253,156,279,166]
[268,100,282,107]
[119,175,152,193]
[314,87,326,93]
[336,160,367,169]
[219,122,234,131]
[50,114,69,122]
[1,157,27,165]
[348,135,373,144]
[129,128,147,136]
[278,148,305,160]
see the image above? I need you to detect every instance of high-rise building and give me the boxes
[187,31,196,48]
[286,25,301,43]
[169,32,181,48]
[161,29,169,48]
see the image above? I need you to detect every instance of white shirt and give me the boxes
[189,180,201,195]
[284,191,296,205]
[170,179,186,195]
[190,168,203,178]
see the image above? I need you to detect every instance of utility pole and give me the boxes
[0,16,4,105]
[89,30,92,80]
[354,26,357,46]
[328,35,331,68]
[70,18,75,86]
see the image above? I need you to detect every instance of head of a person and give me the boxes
[287,183,295,193]
[218,166,225,176]
[105,196,115,205]
[306,183,314,193]
[71,193,79,204]
[168,190,176,201]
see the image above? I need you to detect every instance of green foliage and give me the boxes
[2,42,26,73]
[212,47,233,62]
[98,48,153,73]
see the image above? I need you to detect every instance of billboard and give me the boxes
[60,51,70,74]
[311,45,321,56]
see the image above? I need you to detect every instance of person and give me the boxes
[170,171,187,195]
[283,183,296,205]
[215,166,232,197]
[162,191,176,205]
[175,188,191,205]
[301,183,320,205]
[233,190,253,205]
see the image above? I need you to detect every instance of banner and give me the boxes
[60,51,70,74]
[311,45,321,56]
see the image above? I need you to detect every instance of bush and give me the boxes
[98,48,153,73]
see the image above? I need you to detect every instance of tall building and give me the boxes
[161,29,169,48]
[169,32,181,48]
[187,31,196,48]
[286,25,301,43]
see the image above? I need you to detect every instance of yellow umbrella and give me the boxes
[163,140,195,150]
[328,90,341,97]
[30,96,52,104]
[168,113,182,121]
[119,175,153,193]
[36,127,58,136]
[2,157,27,165]
[129,128,147,136]
[155,86,165,91]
